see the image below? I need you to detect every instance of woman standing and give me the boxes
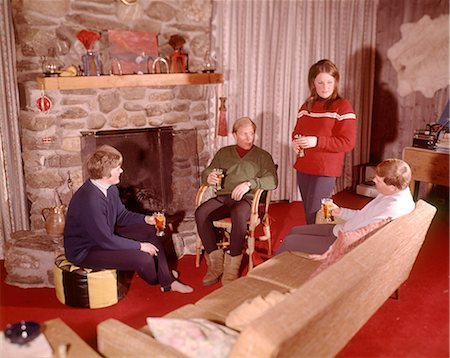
[292,59,356,224]
[64,145,193,293]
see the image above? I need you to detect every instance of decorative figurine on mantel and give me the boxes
[77,29,102,76]
[168,34,188,73]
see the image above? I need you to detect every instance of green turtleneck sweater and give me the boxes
[201,145,278,196]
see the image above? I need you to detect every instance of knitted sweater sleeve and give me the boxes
[64,182,141,263]
[86,194,141,251]
[110,186,146,227]
[200,146,278,194]
[201,148,224,184]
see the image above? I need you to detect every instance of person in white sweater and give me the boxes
[276,159,415,255]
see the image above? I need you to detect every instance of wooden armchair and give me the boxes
[194,185,273,271]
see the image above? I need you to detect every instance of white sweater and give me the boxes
[333,188,415,236]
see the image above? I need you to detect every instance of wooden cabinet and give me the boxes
[402,147,449,199]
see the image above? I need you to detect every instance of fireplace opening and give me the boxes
[81,127,201,223]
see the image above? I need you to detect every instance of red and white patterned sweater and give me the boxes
[292,98,356,177]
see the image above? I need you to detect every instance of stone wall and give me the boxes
[11,0,216,255]
[4,230,63,288]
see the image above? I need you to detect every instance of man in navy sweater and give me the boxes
[64,145,192,293]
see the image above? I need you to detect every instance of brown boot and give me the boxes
[202,249,224,286]
[222,253,243,286]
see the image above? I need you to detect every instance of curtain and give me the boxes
[212,0,378,201]
[0,0,29,257]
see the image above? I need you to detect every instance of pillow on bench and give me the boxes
[145,290,295,356]
[146,317,238,358]
[311,218,391,277]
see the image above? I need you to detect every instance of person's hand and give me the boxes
[140,242,159,256]
[331,204,342,217]
[231,182,251,201]
[207,171,220,185]
[297,136,318,149]
[144,215,155,225]
[292,137,302,153]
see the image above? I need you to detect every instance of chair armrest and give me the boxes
[195,185,209,207]
[249,189,271,230]
[97,319,186,358]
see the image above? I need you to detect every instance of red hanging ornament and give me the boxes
[37,96,52,113]
[37,86,52,113]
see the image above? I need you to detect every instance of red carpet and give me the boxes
[1,190,448,356]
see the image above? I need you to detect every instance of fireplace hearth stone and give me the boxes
[4,230,63,288]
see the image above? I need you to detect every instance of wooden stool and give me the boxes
[54,254,132,309]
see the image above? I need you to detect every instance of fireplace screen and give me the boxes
[81,127,200,218]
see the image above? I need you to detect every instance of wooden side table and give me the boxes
[402,147,449,200]
[43,318,100,357]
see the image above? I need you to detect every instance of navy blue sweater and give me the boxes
[63,180,144,264]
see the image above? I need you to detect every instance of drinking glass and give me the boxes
[154,211,166,237]
[213,168,224,191]
[294,134,305,157]
[321,198,334,222]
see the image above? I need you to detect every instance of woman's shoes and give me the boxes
[161,280,193,293]
[170,280,194,293]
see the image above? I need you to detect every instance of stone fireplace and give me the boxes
[9,0,220,262]
[5,0,218,287]
[20,82,216,257]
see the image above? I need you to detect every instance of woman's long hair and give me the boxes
[305,59,341,112]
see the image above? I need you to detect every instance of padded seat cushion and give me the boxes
[54,254,132,309]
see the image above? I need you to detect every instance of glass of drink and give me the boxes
[321,198,334,222]
[294,134,305,157]
[213,168,224,191]
[154,211,166,237]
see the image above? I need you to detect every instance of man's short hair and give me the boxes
[376,159,411,190]
[86,145,123,180]
[232,117,256,133]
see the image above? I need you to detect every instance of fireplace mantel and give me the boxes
[36,73,224,90]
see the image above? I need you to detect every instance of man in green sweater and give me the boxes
[195,117,278,286]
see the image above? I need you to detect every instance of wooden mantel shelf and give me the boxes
[36,73,224,90]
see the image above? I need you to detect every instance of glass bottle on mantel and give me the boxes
[42,47,63,77]
[83,49,101,76]
[202,51,216,73]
